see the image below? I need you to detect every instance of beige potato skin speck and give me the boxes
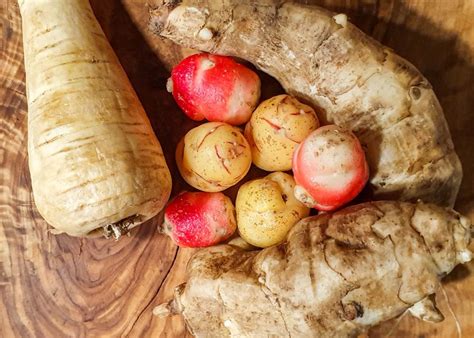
[236,172,309,247]
[244,95,319,171]
[176,122,251,192]
[19,0,171,237]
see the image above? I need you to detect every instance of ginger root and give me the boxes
[150,1,462,207]
[154,201,471,337]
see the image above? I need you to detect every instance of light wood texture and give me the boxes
[1,0,473,337]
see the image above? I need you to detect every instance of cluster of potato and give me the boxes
[176,94,319,247]
[170,53,368,248]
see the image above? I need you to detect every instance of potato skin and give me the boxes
[245,95,319,171]
[293,125,369,211]
[163,192,236,247]
[176,122,252,192]
[169,53,261,125]
[236,172,309,247]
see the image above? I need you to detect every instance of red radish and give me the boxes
[168,53,261,125]
[162,191,237,247]
[292,125,369,211]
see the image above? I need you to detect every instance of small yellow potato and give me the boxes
[236,172,309,247]
[244,95,319,171]
[176,122,252,192]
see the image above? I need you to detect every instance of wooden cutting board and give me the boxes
[1,0,473,337]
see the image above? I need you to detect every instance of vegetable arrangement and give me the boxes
[16,0,471,337]
[167,53,331,249]
[168,51,368,248]
[19,0,171,238]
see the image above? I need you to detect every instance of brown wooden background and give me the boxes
[1,0,473,337]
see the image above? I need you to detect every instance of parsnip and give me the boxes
[154,201,472,337]
[150,1,462,207]
[19,0,171,237]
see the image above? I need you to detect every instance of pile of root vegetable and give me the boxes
[18,0,471,337]
[162,51,371,249]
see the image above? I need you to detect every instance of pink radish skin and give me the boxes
[168,53,261,125]
[162,192,237,247]
[293,125,369,211]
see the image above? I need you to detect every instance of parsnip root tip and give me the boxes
[102,215,142,240]
[103,224,126,240]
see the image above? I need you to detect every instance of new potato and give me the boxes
[176,122,251,192]
[236,172,309,247]
[245,95,319,171]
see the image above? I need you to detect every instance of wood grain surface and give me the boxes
[1,0,473,337]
